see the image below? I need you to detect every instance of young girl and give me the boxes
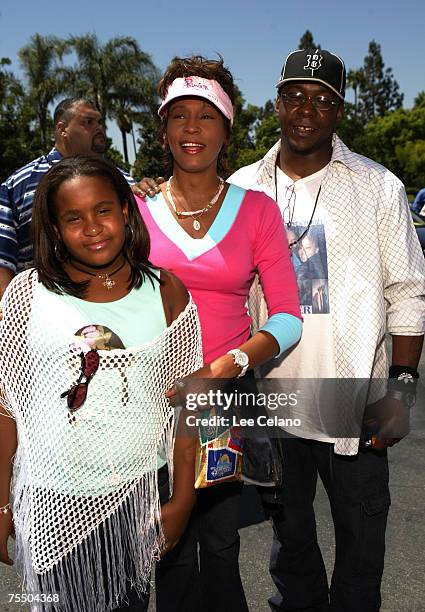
[136,56,302,612]
[0,156,203,612]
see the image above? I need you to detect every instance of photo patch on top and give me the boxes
[206,447,237,482]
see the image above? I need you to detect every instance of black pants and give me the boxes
[258,438,390,612]
[155,480,249,612]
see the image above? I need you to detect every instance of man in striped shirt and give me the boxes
[0,97,134,297]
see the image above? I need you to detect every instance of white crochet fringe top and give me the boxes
[0,270,203,612]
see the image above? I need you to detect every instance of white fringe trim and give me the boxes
[12,419,175,612]
[15,469,162,612]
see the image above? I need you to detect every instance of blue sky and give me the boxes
[1,0,424,160]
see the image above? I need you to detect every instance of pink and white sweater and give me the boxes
[137,184,301,364]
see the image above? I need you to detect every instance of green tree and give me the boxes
[104,138,130,172]
[0,58,44,181]
[227,87,260,174]
[358,40,403,122]
[395,140,425,189]
[413,91,425,109]
[336,102,365,151]
[133,111,164,180]
[18,34,68,148]
[62,34,159,163]
[355,108,425,188]
[253,100,280,157]
[298,30,320,50]
[228,97,280,172]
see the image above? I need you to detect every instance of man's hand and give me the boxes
[132,177,165,198]
[0,510,14,566]
[363,394,410,450]
[160,497,193,556]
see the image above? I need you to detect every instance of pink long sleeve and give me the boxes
[137,187,300,364]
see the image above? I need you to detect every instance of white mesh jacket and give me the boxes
[0,270,203,612]
[230,135,425,455]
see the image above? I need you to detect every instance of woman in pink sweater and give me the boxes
[136,56,301,612]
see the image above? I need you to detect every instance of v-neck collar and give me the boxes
[145,183,246,261]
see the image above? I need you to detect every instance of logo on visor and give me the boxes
[303,50,323,76]
[184,77,208,90]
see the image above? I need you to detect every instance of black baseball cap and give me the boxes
[276,48,346,100]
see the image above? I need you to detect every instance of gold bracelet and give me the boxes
[0,503,11,514]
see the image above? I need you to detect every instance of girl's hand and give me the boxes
[160,497,193,556]
[0,510,14,566]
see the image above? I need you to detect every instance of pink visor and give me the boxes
[158,76,234,125]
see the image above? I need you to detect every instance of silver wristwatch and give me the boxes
[227,349,249,378]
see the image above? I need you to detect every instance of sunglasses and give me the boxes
[280,91,339,111]
[61,349,100,415]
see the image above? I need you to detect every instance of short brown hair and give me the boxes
[53,98,98,126]
[158,55,236,175]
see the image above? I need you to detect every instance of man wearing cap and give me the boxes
[230,49,425,612]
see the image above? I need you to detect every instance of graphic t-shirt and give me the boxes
[58,281,169,471]
[269,166,336,442]
[274,165,336,377]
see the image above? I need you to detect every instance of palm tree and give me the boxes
[61,34,160,163]
[0,58,24,106]
[347,69,365,117]
[18,34,68,148]
[109,72,158,164]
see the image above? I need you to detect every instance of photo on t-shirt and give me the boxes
[74,324,125,350]
[287,222,330,315]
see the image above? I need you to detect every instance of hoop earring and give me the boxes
[125,224,134,245]
[54,241,67,262]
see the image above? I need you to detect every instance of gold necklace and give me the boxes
[165,177,225,231]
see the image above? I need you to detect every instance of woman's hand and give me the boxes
[0,510,14,566]
[132,177,165,198]
[167,331,282,406]
[166,357,240,405]
[160,497,193,556]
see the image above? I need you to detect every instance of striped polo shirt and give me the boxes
[0,148,135,273]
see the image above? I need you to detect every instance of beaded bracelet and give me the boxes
[0,503,11,514]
